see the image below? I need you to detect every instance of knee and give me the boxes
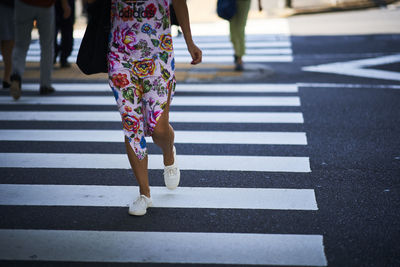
[152,123,170,140]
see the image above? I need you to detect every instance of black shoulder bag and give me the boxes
[169,4,179,26]
[76,0,111,75]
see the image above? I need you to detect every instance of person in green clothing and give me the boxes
[229,0,262,71]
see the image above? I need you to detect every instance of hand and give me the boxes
[187,43,202,65]
[62,2,72,19]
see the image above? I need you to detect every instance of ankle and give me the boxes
[163,145,174,166]
[139,189,151,198]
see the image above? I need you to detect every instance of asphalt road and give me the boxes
[0,6,399,267]
[289,36,400,267]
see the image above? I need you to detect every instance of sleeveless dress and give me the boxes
[108,0,176,160]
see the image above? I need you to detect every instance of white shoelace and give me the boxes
[164,166,178,177]
[134,196,144,205]
[133,195,148,207]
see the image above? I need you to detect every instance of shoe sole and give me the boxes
[128,202,153,216]
[128,210,146,216]
[166,184,179,190]
[10,80,21,100]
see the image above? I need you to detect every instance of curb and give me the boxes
[277,0,398,17]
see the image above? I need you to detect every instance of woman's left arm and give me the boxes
[171,0,202,65]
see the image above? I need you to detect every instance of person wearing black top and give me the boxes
[54,0,75,68]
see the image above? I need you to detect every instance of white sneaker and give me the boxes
[164,146,180,190]
[128,195,153,216]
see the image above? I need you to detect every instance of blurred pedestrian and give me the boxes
[10,0,71,100]
[54,0,75,68]
[230,0,262,71]
[0,0,15,89]
[104,0,201,216]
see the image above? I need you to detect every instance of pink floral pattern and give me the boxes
[108,0,175,160]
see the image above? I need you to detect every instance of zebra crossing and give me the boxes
[0,34,293,63]
[0,80,327,265]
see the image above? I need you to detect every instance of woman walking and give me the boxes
[107,0,202,216]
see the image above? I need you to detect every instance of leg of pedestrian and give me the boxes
[59,0,75,68]
[1,40,14,89]
[54,2,62,65]
[0,1,15,89]
[229,9,240,64]
[10,0,35,100]
[36,4,55,95]
[125,137,151,198]
[124,136,153,216]
[151,87,180,191]
[229,0,251,71]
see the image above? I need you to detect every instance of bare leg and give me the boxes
[124,87,174,198]
[1,40,15,83]
[124,136,150,198]
[152,88,175,166]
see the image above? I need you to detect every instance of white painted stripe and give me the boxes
[28,41,292,50]
[28,43,292,51]
[0,153,311,172]
[28,48,293,56]
[0,96,300,106]
[36,37,291,49]
[178,55,294,63]
[54,39,291,49]
[0,130,308,145]
[0,229,327,265]
[22,83,299,93]
[49,36,290,43]
[297,82,400,90]
[179,48,293,55]
[56,33,291,42]
[22,83,113,92]
[302,54,400,81]
[0,111,304,123]
[303,65,400,81]
[0,184,317,210]
[24,55,293,63]
[192,35,290,42]
[336,53,400,68]
[21,82,400,92]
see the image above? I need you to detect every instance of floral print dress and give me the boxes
[108,0,176,160]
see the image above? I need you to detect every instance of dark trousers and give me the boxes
[54,0,75,63]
